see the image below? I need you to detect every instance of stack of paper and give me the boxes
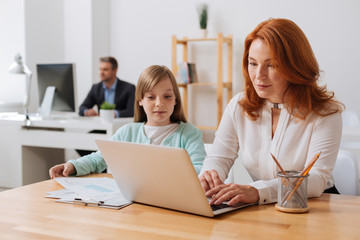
[45,177,132,209]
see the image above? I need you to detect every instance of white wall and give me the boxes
[91,0,111,84]
[64,0,92,109]
[110,0,360,129]
[0,0,26,112]
[64,0,111,106]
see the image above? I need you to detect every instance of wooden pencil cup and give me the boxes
[275,171,310,213]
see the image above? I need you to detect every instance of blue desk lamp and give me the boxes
[8,53,32,126]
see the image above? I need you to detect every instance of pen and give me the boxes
[71,198,131,209]
[73,198,105,207]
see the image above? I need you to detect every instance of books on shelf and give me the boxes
[188,63,198,83]
[176,62,198,84]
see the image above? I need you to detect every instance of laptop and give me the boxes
[95,139,256,217]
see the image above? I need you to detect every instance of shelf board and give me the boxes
[196,125,217,131]
[178,82,217,87]
[177,38,217,44]
[223,82,232,88]
[179,82,220,87]
[177,36,232,44]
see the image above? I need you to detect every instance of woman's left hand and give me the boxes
[206,183,260,205]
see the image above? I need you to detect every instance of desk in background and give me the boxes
[0,173,360,239]
[0,113,132,188]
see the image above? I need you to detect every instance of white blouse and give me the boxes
[200,93,342,204]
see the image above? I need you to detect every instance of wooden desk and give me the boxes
[1,174,360,239]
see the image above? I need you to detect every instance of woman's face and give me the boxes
[248,38,288,103]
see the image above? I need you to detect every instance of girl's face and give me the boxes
[139,77,177,126]
[248,38,288,103]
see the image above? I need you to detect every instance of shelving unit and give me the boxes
[171,33,233,130]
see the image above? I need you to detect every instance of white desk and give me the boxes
[0,113,132,188]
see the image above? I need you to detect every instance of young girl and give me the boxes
[49,65,206,178]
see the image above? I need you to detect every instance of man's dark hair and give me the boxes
[100,56,118,70]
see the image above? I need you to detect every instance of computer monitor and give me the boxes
[36,63,76,117]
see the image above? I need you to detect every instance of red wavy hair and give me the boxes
[240,18,343,120]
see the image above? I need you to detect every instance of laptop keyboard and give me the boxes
[211,203,230,211]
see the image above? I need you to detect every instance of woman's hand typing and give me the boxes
[199,169,224,192]
[206,183,260,205]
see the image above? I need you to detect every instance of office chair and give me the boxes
[342,110,360,127]
[341,110,360,150]
[332,150,360,196]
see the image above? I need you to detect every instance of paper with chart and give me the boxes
[45,177,132,209]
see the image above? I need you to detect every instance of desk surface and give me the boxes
[1,174,360,239]
[0,112,133,130]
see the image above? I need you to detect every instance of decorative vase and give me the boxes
[199,28,208,38]
[100,109,115,122]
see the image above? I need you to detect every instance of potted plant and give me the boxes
[100,101,116,122]
[198,4,208,38]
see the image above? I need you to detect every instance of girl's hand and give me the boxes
[206,183,259,205]
[49,162,75,179]
[199,169,224,192]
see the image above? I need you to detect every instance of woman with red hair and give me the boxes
[199,18,344,206]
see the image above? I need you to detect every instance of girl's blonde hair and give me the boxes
[134,65,187,123]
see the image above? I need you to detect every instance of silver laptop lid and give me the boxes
[96,140,215,217]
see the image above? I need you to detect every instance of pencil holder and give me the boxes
[275,171,309,213]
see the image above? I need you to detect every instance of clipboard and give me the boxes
[56,196,132,210]
[46,177,132,210]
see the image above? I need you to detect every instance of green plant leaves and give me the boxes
[100,101,116,110]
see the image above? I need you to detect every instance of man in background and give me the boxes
[77,57,135,157]
[79,56,135,118]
